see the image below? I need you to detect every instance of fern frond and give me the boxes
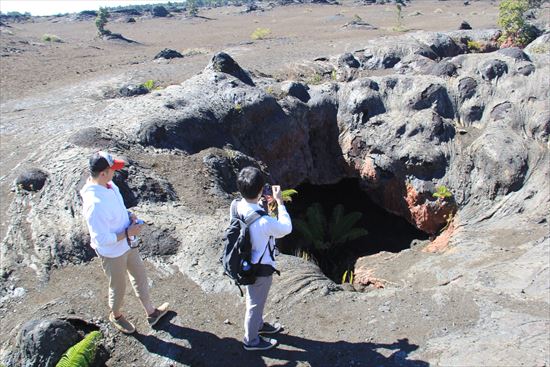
[293,218,315,246]
[329,204,344,236]
[56,331,102,367]
[306,203,327,241]
[340,227,368,243]
[282,189,298,202]
[331,211,363,244]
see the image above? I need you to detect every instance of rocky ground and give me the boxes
[1,1,549,366]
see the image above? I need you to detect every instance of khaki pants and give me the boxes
[100,248,153,315]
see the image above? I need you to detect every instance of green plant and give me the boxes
[95,7,111,36]
[42,34,62,42]
[392,3,407,32]
[331,69,337,81]
[234,103,243,113]
[282,189,298,202]
[141,79,155,91]
[497,0,536,47]
[294,203,368,251]
[352,14,362,23]
[341,269,354,284]
[187,0,199,17]
[467,40,483,52]
[433,185,453,200]
[56,331,102,367]
[307,73,323,85]
[251,27,271,40]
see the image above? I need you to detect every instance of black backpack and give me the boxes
[221,199,268,296]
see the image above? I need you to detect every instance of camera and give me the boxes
[262,183,273,197]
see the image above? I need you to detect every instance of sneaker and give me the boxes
[243,336,278,351]
[259,322,282,335]
[147,302,169,327]
[109,313,135,334]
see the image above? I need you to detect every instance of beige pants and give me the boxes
[100,248,153,314]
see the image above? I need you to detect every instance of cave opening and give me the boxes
[278,178,428,283]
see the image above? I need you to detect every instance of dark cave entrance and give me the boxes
[278,178,428,283]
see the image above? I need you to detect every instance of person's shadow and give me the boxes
[131,312,430,367]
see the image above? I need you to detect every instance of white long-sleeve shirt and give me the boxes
[80,179,131,258]
[235,198,292,267]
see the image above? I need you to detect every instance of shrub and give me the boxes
[42,34,62,42]
[140,79,155,91]
[497,0,536,47]
[95,7,110,36]
[251,27,271,40]
[56,331,102,367]
[467,40,483,52]
[187,0,199,17]
[307,73,323,85]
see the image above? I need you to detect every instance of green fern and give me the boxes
[56,330,102,367]
[294,203,368,251]
[282,189,298,203]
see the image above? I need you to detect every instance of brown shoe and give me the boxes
[109,313,135,334]
[148,302,169,327]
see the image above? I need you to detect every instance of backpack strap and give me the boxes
[230,199,239,219]
[243,209,267,226]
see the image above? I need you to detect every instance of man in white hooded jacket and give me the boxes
[80,151,168,334]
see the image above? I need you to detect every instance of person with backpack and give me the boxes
[232,167,292,351]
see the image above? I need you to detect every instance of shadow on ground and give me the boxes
[131,312,429,367]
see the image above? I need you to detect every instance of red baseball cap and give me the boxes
[89,151,125,173]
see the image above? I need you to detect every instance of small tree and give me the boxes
[95,7,110,36]
[187,0,198,17]
[497,0,537,47]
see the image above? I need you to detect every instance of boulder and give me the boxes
[207,52,255,86]
[280,81,311,103]
[479,59,508,81]
[12,319,80,367]
[338,52,360,68]
[410,83,454,119]
[119,84,149,97]
[457,77,477,102]
[459,21,472,30]
[15,168,48,192]
[517,63,535,76]
[154,48,183,60]
[152,5,169,17]
[497,47,530,62]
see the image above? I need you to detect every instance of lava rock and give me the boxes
[459,21,472,30]
[69,127,117,149]
[152,5,169,17]
[410,84,454,119]
[338,53,360,68]
[280,81,310,103]
[139,226,181,257]
[458,77,477,102]
[15,168,48,192]
[463,105,484,124]
[13,319,80,367]
[497,47,531,62]
[490,101,512,121]
[428,61,458,77]
[154,48,183,60]
[119,84,149,97]
[479,59,508,81]
[517,63,536,76]
[428,33,462,58]
[207,52,255,86]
